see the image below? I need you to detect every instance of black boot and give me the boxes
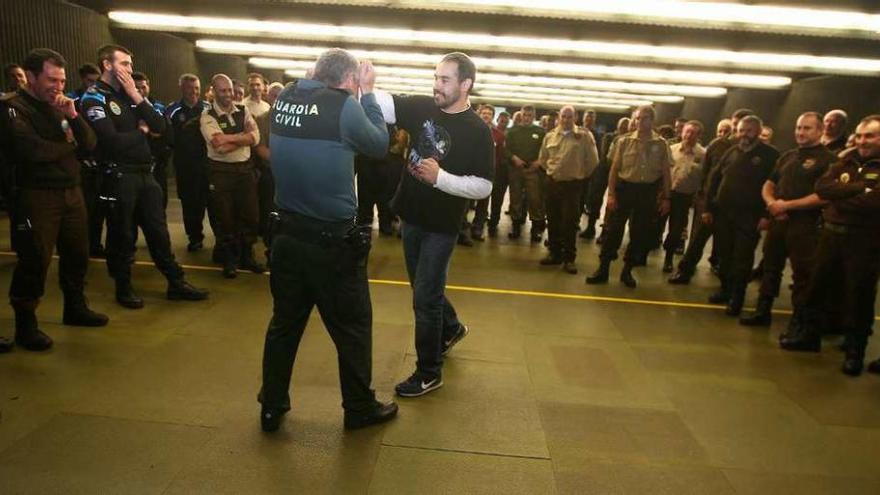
[778,309,802,343]
[167,279,210,301]
[707,290,730,304]
[487,223,498,238]
[115,281,144,309]
[530,220,545,244]
[662,250,675,273]
[508,222,522,239]
[620,264,637,288]
[63,293,109,327]
[780,309,821,352]
[725,287,745,316]
[867,356,880,374]
[240,244,266,274]
[223,242,239,279]
[739,295,773,327]
[842,338,867,376]
[14,308,53,351]
[586,260,610,284]
[580,219,597,240]
[667,268,692,285]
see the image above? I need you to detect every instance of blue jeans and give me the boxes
[401,222,462,378]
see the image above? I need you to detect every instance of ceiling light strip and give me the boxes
[108,11,880,75]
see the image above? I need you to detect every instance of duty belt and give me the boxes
[276,210,355,245]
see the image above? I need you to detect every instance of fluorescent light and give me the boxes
[276,1,880,39]
[109,11,880,75]
[275,61,726,98]
[201,39,790,88]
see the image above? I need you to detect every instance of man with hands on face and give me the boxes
[0,48,109,352]
[80,44,208,309]
[374,52,494,398]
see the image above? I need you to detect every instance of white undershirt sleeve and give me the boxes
[370,90,396,124]
[434,169,493,200]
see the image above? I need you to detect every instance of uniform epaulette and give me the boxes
[80,87,106,105]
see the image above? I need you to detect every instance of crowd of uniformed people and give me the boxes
[1,43,879,431]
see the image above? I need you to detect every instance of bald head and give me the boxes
[211,74,234,108]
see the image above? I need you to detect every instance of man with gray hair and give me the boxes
[821,109,848,153]
[259,48,395,432]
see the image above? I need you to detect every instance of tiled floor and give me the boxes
[1,197,880,494]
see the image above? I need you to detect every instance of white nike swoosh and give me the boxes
[420,380,435,390]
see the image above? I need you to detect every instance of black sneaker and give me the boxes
[441,324,469,356]
[261,408,287,432]
[395,372,444,397]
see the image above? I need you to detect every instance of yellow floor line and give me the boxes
[0,251,799,316]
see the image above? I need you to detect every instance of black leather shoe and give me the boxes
[344,401,399,430]
[457,235,473,247]
[14,310,53,351]
[739,296,773,327]
[471,229,485,242]
[842,357,864,377]
[667,271,691,285]
[866,357,880,374]
[579,225,596,240]
[116,285,145,309]
[530,232,543,244]
[0,336,12,353]
[539,254,563,266]
[63,306,109,327]
[586,265,609,285]
[261,408,287,432]
[707,291,730,304]
[240,257,266,274]
[779,334,821,353]
[562,262,578,275]
[508,224,522,239]
[187,240,204,252]
[620,269,637,288]
[167,280,209,301]
[487,225,498,238]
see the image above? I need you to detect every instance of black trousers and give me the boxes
[356,154,402,227]
[713,210,761,291]
[80,162,105,251]
[758,215,819,307]
[9,187,89,310]
[546,178,583,261]
[260,217,375,413]
[175,156,213,244]
[486,161,509,229]
[803,227,880,347]
[153,155,169,209]
[104,170,183,284]
[583,163,609,228]
[599,180,659,265]
[659,191,694,252]
[678,216,714,275]
[209,163,260,256]
[257,167,276,247]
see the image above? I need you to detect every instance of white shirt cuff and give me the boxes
[434,169,493,200]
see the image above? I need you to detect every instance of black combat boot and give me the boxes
[725,287,745,317]
[14,308,53,351]
[508,222,522,239]
[667,268,692,285]
[662,250,675,273]
[778,309,802,342]
[167,279,210,301]
[115,280,145,309]
[240,244,266,274]
[223,242,239,279]
[63,293,109,327]
[739,295,773,327]
[530,220,545,244]
[586,260,610,285]
[619,263,637,288]
[780,308,821,352]
[841,336,867,376]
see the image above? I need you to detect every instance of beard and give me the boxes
[433,88,460,110]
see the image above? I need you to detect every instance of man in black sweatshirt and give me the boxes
[0,48,108,351]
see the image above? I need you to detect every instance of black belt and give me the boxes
[276,210,356,244]
[104,162,153,174]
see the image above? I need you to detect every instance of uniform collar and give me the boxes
[211,100,240,117]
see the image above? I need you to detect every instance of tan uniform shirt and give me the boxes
[244,97,270,119]
[612,130,673,184]
[539,127,599,181]
[199,102,259,163]
[670,142,706,194]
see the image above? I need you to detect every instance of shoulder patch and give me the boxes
[86,106,106,122]
[81,91,106,105]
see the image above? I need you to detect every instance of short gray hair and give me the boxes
[313,48,358,87]
[740,114,764,129]
[178,73,199,86]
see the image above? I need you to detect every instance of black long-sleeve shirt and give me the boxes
[816,149,880,229]
[0,89,95,188]
[80,80,165,166]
